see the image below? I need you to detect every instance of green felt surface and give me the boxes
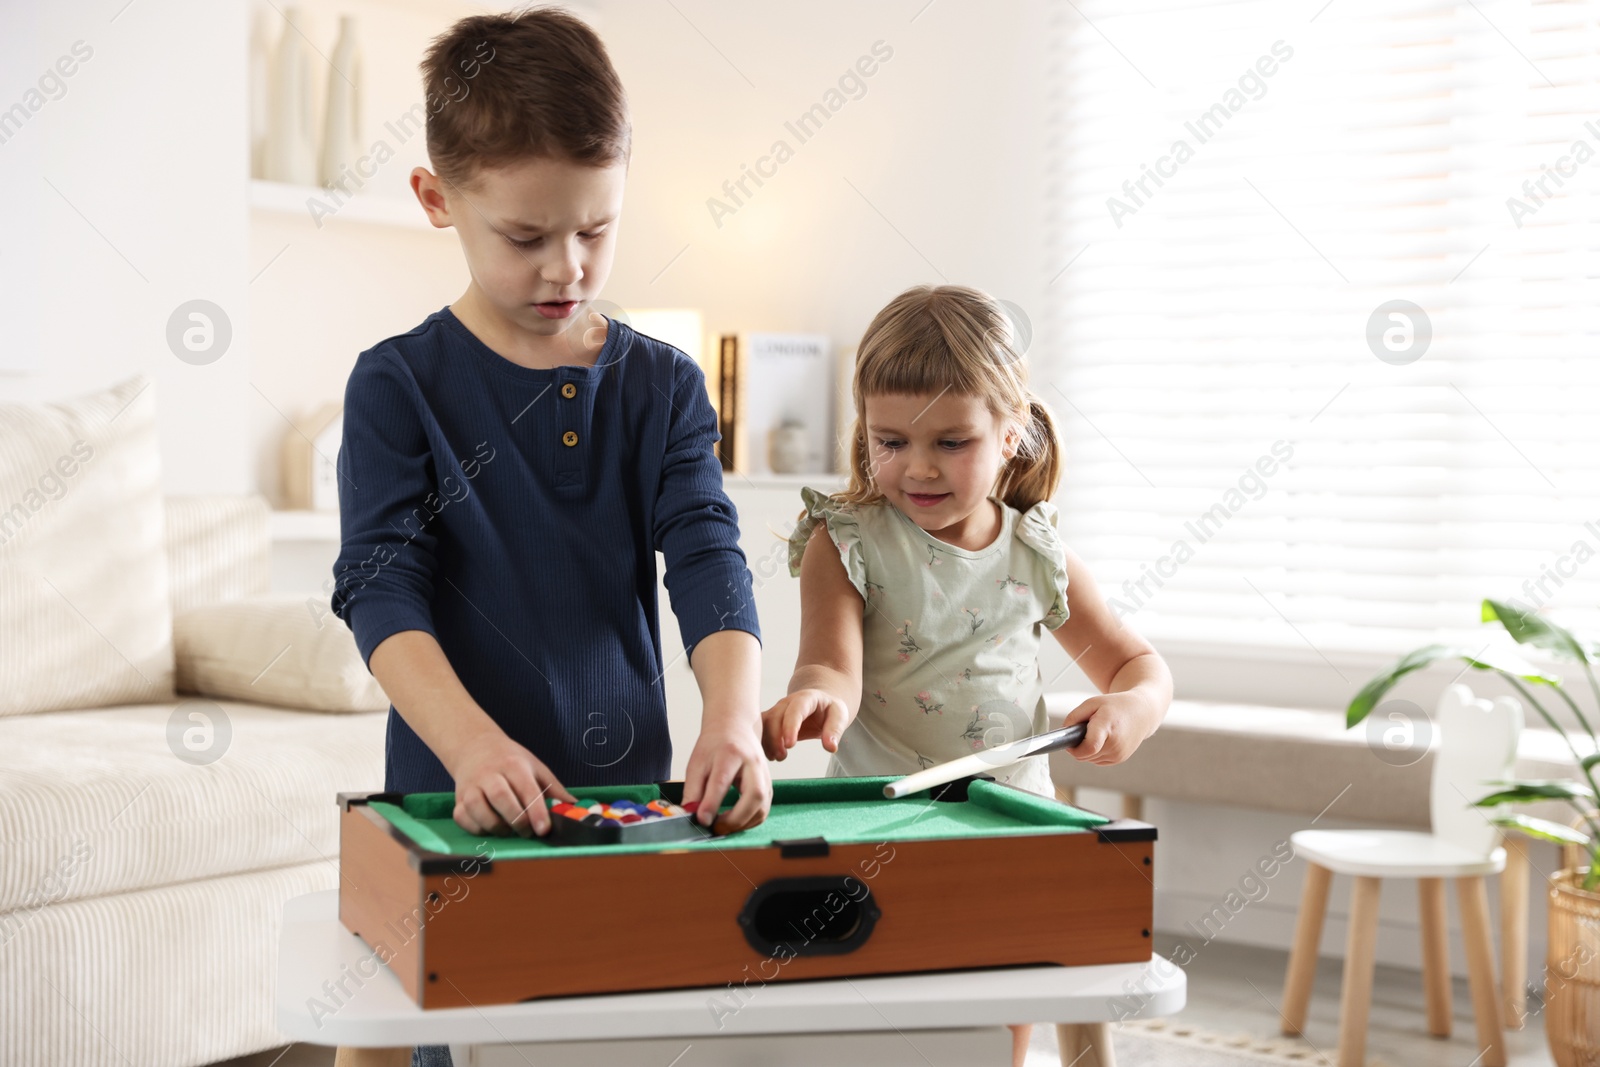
[369,777,1110,860]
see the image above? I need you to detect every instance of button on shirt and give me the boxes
[331,307,761,793]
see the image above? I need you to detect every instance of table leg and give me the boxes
[1121,795,1143,821]
[1054,784,1077,806]
[1501,833,1529,1030]
[1056,1022,1115,1067]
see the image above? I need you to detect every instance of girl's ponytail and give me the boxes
[994,397,1062,513]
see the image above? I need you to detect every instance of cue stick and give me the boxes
[882,722,1088,799]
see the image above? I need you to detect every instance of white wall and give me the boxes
[0,0,251,493]
[596,0,1054,380]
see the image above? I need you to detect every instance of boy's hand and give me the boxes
[1059,689,1163,766]
[448,728,578,837]
[761,689,852,762]
[683,718,771,834]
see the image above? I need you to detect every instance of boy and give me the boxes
[330,11,769,1064]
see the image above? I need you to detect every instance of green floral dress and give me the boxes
[787,487,1071,797]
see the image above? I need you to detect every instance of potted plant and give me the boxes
[1347,598,1600,1066]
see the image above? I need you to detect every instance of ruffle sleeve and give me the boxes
[787,486,871,602]
[1015,500,1070,629]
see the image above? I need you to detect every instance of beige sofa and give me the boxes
[0,378,389,1066]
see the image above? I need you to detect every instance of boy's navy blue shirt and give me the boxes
[331,307,760,793]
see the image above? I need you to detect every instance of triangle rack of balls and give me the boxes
[544,797,711,846]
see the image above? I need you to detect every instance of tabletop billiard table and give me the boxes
[338,774,1155,1009]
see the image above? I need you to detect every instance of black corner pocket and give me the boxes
[738,876,881,957]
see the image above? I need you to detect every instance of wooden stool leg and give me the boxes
[1054,784,1077,806]
[1056,1022,1115,1067]
[1336,876,1382,1067]
[1501,835,1530,1030]
[1121,794,1143,821]
[1419,877,1452,1037]
[1281,862,1333,1036]
[1458,875,1508,1067]
[334,1049,412,1067]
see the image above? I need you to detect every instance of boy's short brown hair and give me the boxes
[421,6,630,189]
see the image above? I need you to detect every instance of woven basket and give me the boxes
[1549,849,1600,1065]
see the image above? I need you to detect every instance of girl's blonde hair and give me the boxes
[839,285,1062,513]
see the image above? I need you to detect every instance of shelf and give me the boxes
[270,509,341,542]
[250,179,440,231]
[725,472,848,491]
[268,484,837,544]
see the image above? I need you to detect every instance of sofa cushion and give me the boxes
[164,495,271,615]
[0,374,174,716]
[174,594,389,713]
[0,701,384,912]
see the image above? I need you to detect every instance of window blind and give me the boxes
[1048,0,1600,660]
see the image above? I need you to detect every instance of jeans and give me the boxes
[412,1046,452,1067]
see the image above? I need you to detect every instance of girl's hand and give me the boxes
[761,689,853,761]
[1060,689,1164,766]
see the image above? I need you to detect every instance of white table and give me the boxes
[276,890,1186,1066]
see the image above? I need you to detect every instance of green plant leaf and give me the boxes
[1482,599,1593,665]
[1583,754,1600,773]
[1346,645,1454,728]
[1474,780,1595,806]
[1346,644,1561,729]
[1489,812,1591,846]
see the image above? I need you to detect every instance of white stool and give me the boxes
[1279,683,1522,1067]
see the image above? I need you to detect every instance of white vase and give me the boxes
[320,16,363,191]
[770,422,810,474]
[264,6,317,186]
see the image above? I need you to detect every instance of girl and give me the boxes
[761,284,1173,1067]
